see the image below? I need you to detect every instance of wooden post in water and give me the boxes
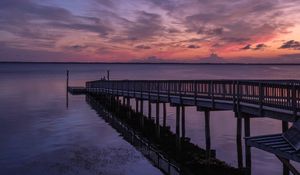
[156,102,160,139]
[236,114,243,168]
[122,96,125,106]
[127,98,131,118]
[107,70,110,80]
[136,98,139,112]
[140,100,144,114]
[66,70,69,109]
[282,121,289,175]
[140,100,144,128]
[163,103,167,127]
[205,110,211,161]
[181,106,185,139]
[244,116,251,175]
[148,101,152,119]
[66,70,69,89]
[176,106,181,151]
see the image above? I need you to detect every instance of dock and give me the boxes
[67,87,86,95]
[69,79,300,175]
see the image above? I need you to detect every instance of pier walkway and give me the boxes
[86,80,300,122]
[74,79,300,175]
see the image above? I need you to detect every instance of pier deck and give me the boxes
[69,79,300,174]
[86,80,300,122]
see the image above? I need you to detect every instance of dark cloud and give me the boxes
[182,0,294,46]
[135,45,151,49]
[279,40,300,50]
[0,0,113,40]
[241,44,267,50]
[197,27,223,36]
[187,45,200,49]
[253,43,267,50]
[241,44,252,50]
[125,11,164,40]
[66,45,88,51]
[48,22,112,37]
[221,37,250,43]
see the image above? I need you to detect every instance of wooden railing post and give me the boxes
[237,81,240,115]
[292,83,297,119]
[194,80,197,105]
[179,81,182,104]
[259,82,263,116]
[233,81,236,112]
[168,80,170,100]
[211,80,215,108]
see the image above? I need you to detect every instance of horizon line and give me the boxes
[1,61,300,65]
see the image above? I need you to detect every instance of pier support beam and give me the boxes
[140,100,144,128]
[181,106,185,139]
[127,98,131,118]
[148,101,152,119]
[204,110,211,160]
[236,115,243,168]
[244,116,251,175]
[136,98,139,112]
[176,106,181,151]
[126,97,130,107]
[156,102,160,139]
[282,121,290,175]
[122,97,125,106]
[163,103,167,127]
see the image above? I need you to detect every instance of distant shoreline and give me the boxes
[1,61,300,65]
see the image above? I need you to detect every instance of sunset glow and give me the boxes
[1,0,300,62]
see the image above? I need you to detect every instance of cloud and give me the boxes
[135,45,151,49]
[241,44,252,50]
[124,11,164,41]
[1,0,300,62]
[241,43,267,50]
[221,37,250,43]
[279,40,300,50]
[197,27,223,36]
[253,43,267,50]
[0,42,77,61]
[187,45,200,49]
[66,45,89,51]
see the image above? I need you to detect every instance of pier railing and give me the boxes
[86,80,300,116]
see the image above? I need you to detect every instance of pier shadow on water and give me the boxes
[85,94,247,175]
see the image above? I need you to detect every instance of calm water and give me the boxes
[1,63,300,175]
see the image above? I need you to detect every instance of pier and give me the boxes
[70,79,300,175]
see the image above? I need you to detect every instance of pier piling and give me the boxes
[205,110,211,161]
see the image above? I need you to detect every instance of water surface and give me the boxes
[1,63,300,175]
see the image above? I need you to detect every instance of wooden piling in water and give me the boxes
[282,121,289,175]
[205,110,211,161]
[148,101,152,119]
[156,102,160,139]
[181,106,185,139]
[236,115,243,168]
[163,103,167,127]
[136,98,139,112]
[140,100,144,128]
[244,116,251,175]
[176,106,181,151]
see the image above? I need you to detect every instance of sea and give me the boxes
[1,63,300,175]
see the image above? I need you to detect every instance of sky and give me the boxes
[1,0,300,63]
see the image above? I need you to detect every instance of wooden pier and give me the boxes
[70,79,300,175]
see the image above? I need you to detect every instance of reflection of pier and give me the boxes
[70,79,300,174]
[86,95,181,175]
[85,94,241,175]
